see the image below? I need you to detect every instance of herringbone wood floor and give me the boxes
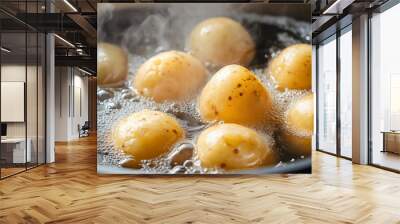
[0,134,400,224]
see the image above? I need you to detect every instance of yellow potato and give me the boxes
[286,93,314,135]
[281,132,311,156]
[134,51,208,102]
[198,64,273,127]
[267,44,312,91]
[196,123,277,170]
[112,110,184,167]
[283,93,314,156]
[98,42,128,87]
[188,17,255,67]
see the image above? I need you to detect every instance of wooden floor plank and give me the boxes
[0,134,399,224]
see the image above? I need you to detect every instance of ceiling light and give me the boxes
[78,67,93,76]
[323,0,354,15]
[1,47,11,53]
[63,0,78,12]
[54,34,75,48]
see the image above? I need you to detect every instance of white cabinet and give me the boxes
[1,138,32,163]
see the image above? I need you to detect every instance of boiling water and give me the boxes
[97,10,311,174]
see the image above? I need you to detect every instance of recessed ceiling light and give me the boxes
[1,47,11,53]
[323,0,354,15]
[63,0,78,12]
[78,67,93,76]
[54,34,75,48]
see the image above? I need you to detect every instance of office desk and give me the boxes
[1,138,31,163]
[381,131,400,154]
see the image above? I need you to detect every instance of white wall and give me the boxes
[54,67,89,141]
[1,65,39,138]
[1,65,26,138]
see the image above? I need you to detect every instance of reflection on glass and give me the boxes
[317,37,337,154]
[340,28,352,158]
[371,3,400,171]
[1,31,27,177]
[27,32,38,169]
[0,1,47,179]
[38,33,46,165]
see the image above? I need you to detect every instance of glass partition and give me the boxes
[317,35,337,154]
[38,32,45,165]
[370,3,400,171]
[27,31,38,169]
[1,31,28,177]
[0,1,46,179]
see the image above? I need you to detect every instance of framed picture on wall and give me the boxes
[97,3,312,175]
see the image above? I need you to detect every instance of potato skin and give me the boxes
[283,93,314,156]
[134,51,208,102]
[267,44,312,91]
[198,64,273,127]
[196,123,277,170]
[112,110,184,167]
[188,17,255,67]
[98,43,128,87]
[286,93,314,135]
[281,132,311,156]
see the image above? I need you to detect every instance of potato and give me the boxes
[281,132,311,156]
[267,44,312,91]
[286,93,314,134]
[198,64,273,127]
[112,110,184,167]
[196,123,277,170]
[98,42,128,87]
[188,17,255,67]
[282,93,314,156]
[134,51,208,102]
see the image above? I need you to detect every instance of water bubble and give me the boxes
[167,143,194,166]
[183,160,194,169]
[169,165,185,174]
[119,157,137,168]
[106,102,121,110]
[121,89,131,95]
[97,89,114,101]
[121,92,135,99]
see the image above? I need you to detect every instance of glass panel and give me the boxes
[28,0,39,170]
[0,1,46,178]
[339,28,352,158]
[317,36,337,154]
[1,31,27,177]
[371,3,400,171]
[27,31,38,169]
[38,32,45,165]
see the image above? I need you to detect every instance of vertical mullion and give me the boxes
[44,0,48,164]
[25,0,28,171]
[367,11,373,165]
[0,22,2,179]
[315,44,320,150]
[36,0,39,167]
[336,29,341,157]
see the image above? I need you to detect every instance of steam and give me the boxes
[97,3,114,42]
[97,3,310,59]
